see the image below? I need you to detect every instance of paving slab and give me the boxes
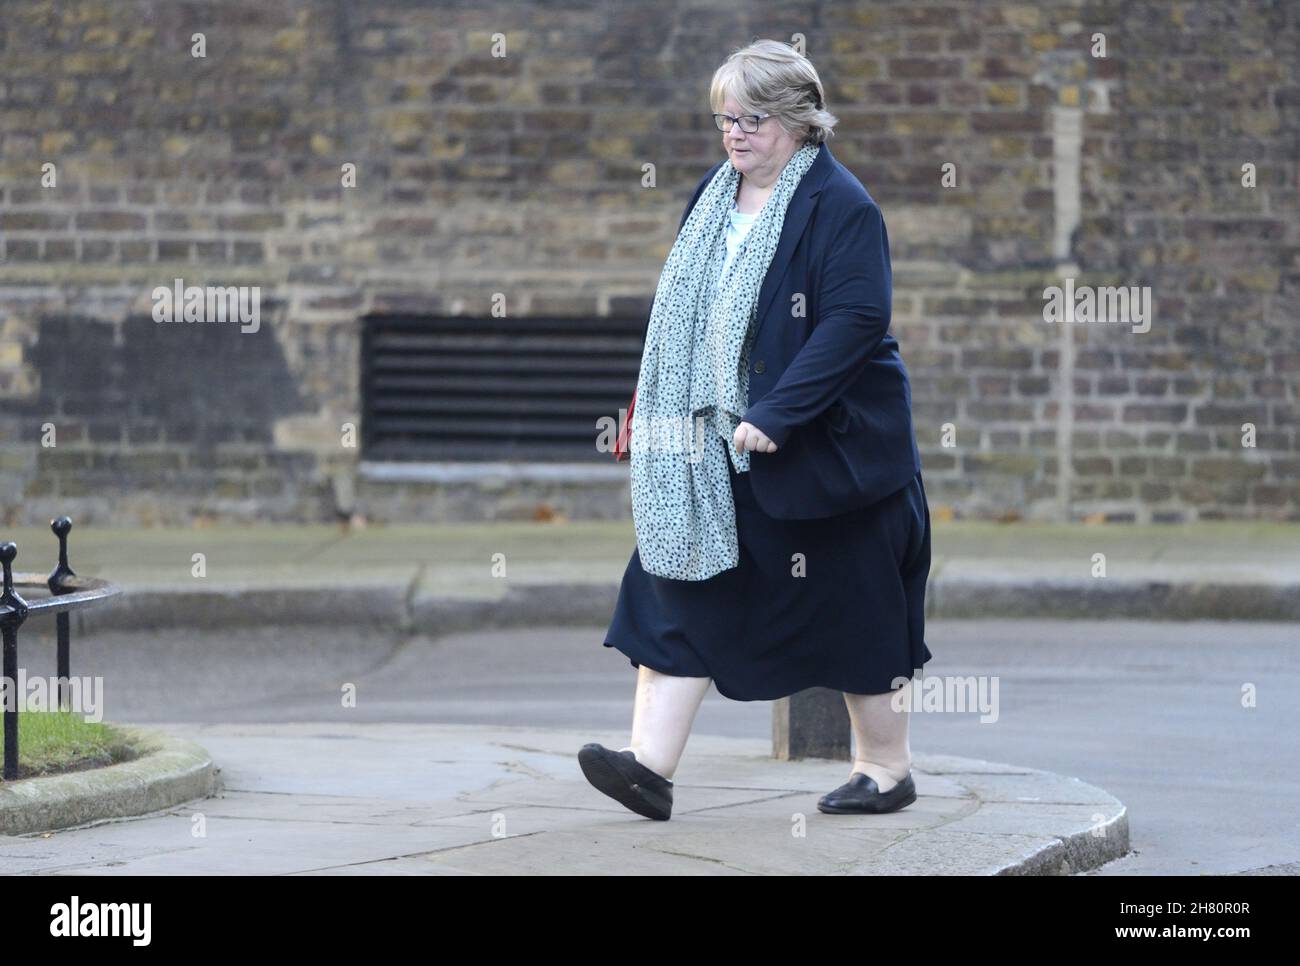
[2,721,1129,876]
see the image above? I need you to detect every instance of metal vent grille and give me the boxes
[361,314,644,461]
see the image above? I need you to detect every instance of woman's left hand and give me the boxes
[734,421,778,454]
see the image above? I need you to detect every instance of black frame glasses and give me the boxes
[712,112,772,134]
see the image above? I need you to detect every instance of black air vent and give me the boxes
[361,314,644,461]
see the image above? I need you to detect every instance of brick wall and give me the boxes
[0,0,1296,526]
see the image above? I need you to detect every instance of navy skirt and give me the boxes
[604,434,933,701]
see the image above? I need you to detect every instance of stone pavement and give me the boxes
[1,722,1127,876]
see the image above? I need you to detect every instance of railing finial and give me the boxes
[49,516,77,592]
[0,542,29,624]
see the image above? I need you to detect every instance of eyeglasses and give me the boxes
[712,112,771,134]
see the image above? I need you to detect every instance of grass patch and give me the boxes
[0,711,140,781]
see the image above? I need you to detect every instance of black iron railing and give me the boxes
[0,517,123,781]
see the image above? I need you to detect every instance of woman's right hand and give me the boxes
[734,421,778,454]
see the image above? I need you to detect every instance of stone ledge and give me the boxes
[0,725,218,837]
[358,460,629,483]
[71,575,1300,633]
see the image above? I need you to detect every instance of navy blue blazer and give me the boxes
[644,141,922,520]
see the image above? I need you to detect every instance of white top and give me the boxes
[719,200,758,285]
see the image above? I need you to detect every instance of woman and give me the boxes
[581,40,932,822]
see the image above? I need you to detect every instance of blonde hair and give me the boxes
[709,39,839,146]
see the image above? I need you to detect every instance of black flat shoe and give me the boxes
[817,770,917,814]
[578,743,674,820]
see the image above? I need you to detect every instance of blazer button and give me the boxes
[754,360,766,374]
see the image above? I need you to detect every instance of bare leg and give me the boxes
[617,664,711,780]
[843,689,912,792]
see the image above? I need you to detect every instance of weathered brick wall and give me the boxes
[0,0,1295,526]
